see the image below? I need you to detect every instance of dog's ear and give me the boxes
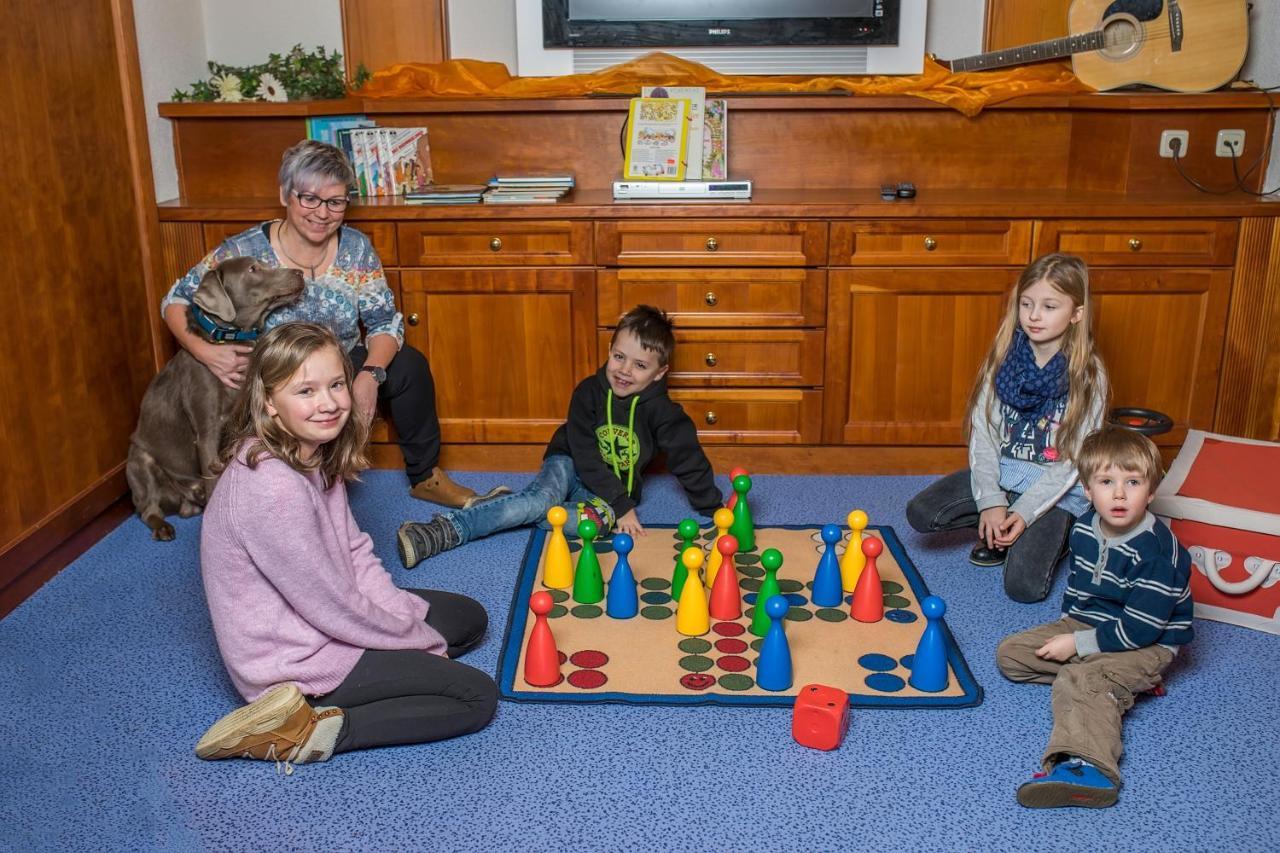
[192,266,237,322]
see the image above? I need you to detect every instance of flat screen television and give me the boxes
[542,0,900,49]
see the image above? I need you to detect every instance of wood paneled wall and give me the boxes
[0,0,158,614]
[340,0,449,78]
[985,0,1071,50]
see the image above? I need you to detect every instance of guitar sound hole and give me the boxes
[1099,16,1141,58]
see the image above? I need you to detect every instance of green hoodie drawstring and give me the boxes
[605,389,639,496]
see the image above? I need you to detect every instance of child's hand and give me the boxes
[616,509,644,536]
[1035,633,1078,662]
[993,512,1027,548]
[978,507,1008,548]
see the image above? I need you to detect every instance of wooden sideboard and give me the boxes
[155,93,1280,474]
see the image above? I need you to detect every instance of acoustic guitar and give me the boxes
[945,0,1248,93]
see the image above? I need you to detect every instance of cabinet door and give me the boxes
[824,269,1011,445]
[1092,268,1231,444]
[399,268,597,443]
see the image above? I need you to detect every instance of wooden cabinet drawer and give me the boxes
[1035,219,1238,266]
[830,220,1032,266]
[598,329,824,387]
[670,389,823,444]
[397,221,592,266]
[596,220,827,266]
[597,268,826,327]
[201,220,398,265]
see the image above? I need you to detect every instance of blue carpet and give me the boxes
[2,471,1278,852]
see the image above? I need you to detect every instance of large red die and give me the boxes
[792,683,850,750]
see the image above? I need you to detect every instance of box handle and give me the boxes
[1189,547,1280,595]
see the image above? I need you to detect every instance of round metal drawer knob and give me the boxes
[407,313,420,326]
[1128,238,1142,251]
[704,291,718,306]
[489,237,503,252]
[704,352,718,367]
[705,236,719,252]
[923,236,938,251]
[704,411,718,425]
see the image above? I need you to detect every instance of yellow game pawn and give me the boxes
[840,509,869,592]
[704,507,735,589]
[543,506,573,589]
[675,547,710,636]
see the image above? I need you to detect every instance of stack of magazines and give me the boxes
[403,184,487,205]
[483,175,575,204]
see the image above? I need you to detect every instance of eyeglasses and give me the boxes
[292,190,351,212]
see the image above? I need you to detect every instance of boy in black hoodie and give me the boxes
[397,305,723,567]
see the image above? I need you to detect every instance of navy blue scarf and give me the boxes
[994,329,1069,418]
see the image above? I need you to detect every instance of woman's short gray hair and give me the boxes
[278,139,356,195]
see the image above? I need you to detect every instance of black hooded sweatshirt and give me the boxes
[544,366,723,519]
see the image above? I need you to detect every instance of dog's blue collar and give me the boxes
[190,304,259,342]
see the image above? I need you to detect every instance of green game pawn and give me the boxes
[729,474,755,552]
[750,548,784,636]
[573,519,604,604]
[670,518,702,602]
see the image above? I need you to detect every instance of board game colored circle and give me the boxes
[737,553,761,565]
[680,673,715,691]
[595,541,614,553]
[881,581,903,594]
[741,580,762,593]
[571,605,603,618]
[641,606,673,620]
[548,605,568,618]
[785,608,812,622]
[884,595,910,609]
[716,655,750,673]
[859,653,898,672]
[641,591,672,605]
[715,637,749,653]
[738,566,764,580]
[679,654,714,672]
[568,670,607,689]
[785,592,808,607]
[886,609,918,623]
[557,651,568,664]
[679,638,713,654]
[569,650,609,669]
[815,608,848,622]
[713,621,745,637]
[701,529,717,541]
[778,579,804,593]
[900,654,916,669]
[718,674,754,691]
[548,589,570,602]
[640,577,670,591]
[865,672,906,692]
[750,638,765,652]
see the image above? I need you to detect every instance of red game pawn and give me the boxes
[850,536,884,623]
[708,534,742,621]
[523,591,562,687]
[726,466,748,509]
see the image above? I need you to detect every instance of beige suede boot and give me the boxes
[195,683,344,775]
[409,467,477,508]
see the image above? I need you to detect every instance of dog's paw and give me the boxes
[151,523,176,542]
[178,500,205,518]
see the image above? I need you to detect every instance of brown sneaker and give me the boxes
[195,683,344,774]
[461,484,513,510]
[410,467,477,509]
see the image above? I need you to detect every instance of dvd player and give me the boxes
[613,180,752,200]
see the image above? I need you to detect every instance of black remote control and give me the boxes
[896,182,917,199]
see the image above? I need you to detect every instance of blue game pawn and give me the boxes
[811,524,844,607]
[606,533,639,619]
[756,595,793,692]
[908,595,949,693]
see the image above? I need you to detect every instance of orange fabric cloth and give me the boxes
[360,53,1093,117]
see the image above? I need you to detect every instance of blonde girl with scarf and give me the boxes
[906,254,1108,602]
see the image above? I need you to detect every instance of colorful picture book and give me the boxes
[622,98,691,182]
[641,86,705,180]
[702,99,728,180]
[403,184,487,205]
[482,175,575,204]
[333,126,434,197]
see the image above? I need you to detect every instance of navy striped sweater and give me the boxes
[1063,510,1195,655]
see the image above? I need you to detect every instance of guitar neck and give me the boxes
[948,30,1106,72]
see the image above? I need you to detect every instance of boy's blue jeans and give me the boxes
[441,454,603,544]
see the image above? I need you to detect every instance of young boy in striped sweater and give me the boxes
[996,424,1194,809]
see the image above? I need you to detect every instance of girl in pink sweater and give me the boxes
[194,323,496,772]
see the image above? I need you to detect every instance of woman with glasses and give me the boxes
[161,139,501,509]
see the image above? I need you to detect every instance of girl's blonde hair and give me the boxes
[216,322,369,486]
[966,253,1107,462]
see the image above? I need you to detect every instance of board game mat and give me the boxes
[497,523,983,709]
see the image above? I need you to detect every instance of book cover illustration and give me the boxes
[642,86,704,180]
[623,98,690,182]
[305,115,373,147]
[702,99,727,180]
[390,128,433,194]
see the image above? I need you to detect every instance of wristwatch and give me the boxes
[359,364,387,384]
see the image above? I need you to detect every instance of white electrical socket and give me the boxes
[1216,129,1245,158]
[1159,130,1189,158]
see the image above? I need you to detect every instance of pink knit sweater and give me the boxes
[200,447,446,701]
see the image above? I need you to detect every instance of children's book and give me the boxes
[306,115,373,147]
[390,127,433,194]
[641,86,705,180]
[702,99,728,180]
[622,97,691,182]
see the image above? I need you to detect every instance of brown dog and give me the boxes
[127,257,305,540]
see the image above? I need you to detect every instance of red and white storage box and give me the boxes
[1151,430,1280,635]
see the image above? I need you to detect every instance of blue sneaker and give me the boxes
[1016,757,1118,809]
